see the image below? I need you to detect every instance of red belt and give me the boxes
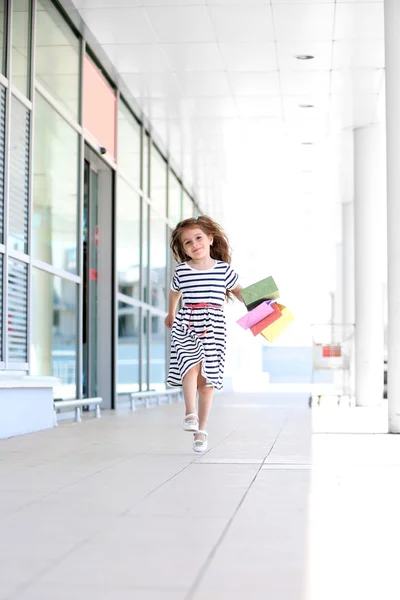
[184,303,222,337]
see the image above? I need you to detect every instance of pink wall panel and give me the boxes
[83,56,116,159]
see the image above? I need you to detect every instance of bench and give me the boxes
[129,388,183,411]
[53,397,103,426]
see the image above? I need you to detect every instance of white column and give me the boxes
[335,242,343,325]
[384,0,400,431]
[342,202,355,325]
[354,126,385,407]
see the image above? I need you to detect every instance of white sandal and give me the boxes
[183,413,199,432]
[193,430,208,453]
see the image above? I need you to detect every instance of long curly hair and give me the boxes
[170,216,234,300]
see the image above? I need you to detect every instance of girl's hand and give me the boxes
[165,313,175,329]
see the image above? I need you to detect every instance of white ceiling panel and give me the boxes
[276,41,333,71]
[175,71,232,97]
[333,39,385,69]
[73,0,140,7]
[208,6,274,42]
[272,0,333,3]
[78,8,155,43]
[280,71,331,96]
[121,72,181,98]
[220,42,277,72]
[235,96,282,118]
[178,97,237,118]
[102,43,169,73]
[334,3,384,40]
[273,4,335,41]
[161,43,224,71]
[144,7,216,43]
[331,68,383,96]
[143,0,206,5]
[228,72,280,96]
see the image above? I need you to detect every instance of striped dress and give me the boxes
[167,260,239,390]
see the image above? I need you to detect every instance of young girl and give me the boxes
[165,216,243,453]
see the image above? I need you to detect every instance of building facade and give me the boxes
[1,0,198,409]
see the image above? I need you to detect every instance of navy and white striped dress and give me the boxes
[167,260,239,390]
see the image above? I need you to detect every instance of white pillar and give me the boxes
[335,242,343,324]
[342,202,355,325]
[384,0,400,431]
[354,126,385,407]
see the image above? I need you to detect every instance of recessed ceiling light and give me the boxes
[296,54,314,60]
[298,104,314,108]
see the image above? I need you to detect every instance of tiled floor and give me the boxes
[1,392,400,600]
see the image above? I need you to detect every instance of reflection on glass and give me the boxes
[117,177,140,298]
[33,93,79,273]
[150,210,167,314]
[118,301,140,397]
[36,0,80,120]
[150,144,167,216]
[143,133,149,197]
[0,1,6,75]
[31,268,77,400]
[150,311,166,392]
[12,0,31,97]
[142,201,149,303]
[142,309,149,391]
[182,190,194,219]
[168,170,181,225]
[118,100,141,189]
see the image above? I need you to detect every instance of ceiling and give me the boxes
[62,0,386,326]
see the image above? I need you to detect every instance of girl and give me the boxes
[165,216,243,453]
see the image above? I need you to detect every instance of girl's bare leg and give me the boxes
[182,363,200,417]
[195,369,214,441]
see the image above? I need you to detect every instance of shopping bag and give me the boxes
[250,302,282,336]
[241,276,280,311]
[236,300,275,330]
[260,304,295,342]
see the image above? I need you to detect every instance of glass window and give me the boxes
[33,93,79,273]
[143,132,150,197]
[117,301,140,398]
[0,1,6,75]
[9,96,30,254]
[36,0,80,121]
[12,0,31,97]
[117,177,140,298]
[150,144,167,215]
[182,190,194,219]
[31,268,78,400]
[117,100,141,189]
[7,257,27,363]
[83,55,116,159]
[168,170,181,225]
[142,201,149,303]
[0,86,5,244]
[0,254,2,360]
[150,210,167,313]
[142,309,149,390]
[150,310,166,392]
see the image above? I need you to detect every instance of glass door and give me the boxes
[83,160,99,398]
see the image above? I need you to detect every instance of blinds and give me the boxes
[7,258,28,363]
[9,96,29,253]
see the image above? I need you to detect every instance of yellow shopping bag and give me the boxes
[260,303,294,342]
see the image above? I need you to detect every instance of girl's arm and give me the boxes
[165,290,182,328]
[232,284,244,303]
